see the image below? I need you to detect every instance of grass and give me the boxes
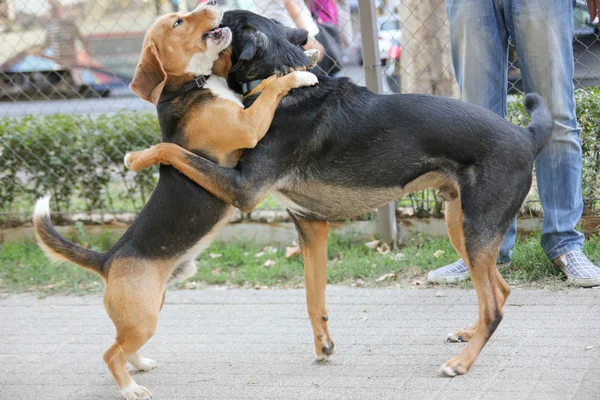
[2,231,600,295]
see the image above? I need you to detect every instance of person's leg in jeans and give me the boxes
[430,0,600,286]
[506,0,600,286]
[428,0,513,283]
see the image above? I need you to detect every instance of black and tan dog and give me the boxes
[125,10,554,377]
[33,4,317,399]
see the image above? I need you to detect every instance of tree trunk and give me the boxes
[399,0,459,98]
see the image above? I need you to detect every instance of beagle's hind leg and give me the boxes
[103,259,167,399]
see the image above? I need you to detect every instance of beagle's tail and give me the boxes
[33,196,106,278]
[524,93,553,156]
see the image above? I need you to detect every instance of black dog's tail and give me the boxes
[524,93,553,155]
[33,196,106,279]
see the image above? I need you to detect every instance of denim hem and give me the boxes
[497,256,512,265]
[545,244,584,262]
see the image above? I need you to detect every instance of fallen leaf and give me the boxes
[285,246,302,258]
[410,279,426,286]
[331,252,344,262]
[184,282,200,290]
[359,316,368,320]
[209,253,222,259]
[365,239,380,250]
[263,246,278,254]
[376,273,398,282]
[377,243,391,255]
[247,381,259,385]
[363,309,368,313]
[433,250,445,258]
[397,207,414,217]
[263,259,277,268]
[254,251,266,258]
[389,253,405,261]
[435,291,445,297]
[254,284,261,290]
[585,345,594,351]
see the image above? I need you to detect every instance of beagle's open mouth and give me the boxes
[204,26,231,46]
[204,27,223,39]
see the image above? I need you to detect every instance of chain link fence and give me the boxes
[1,0,600,227]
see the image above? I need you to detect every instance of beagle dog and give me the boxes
[33,4,317,399]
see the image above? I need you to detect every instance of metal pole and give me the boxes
[7,0,15,21]
[357,0,398,246]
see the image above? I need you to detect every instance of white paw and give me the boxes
[124,152,132,169]
[315,353,332,363]
[439,362,458,377]
[303,49,320,68]
[291,71,318,88]
[304,49,320,58]
[121,380,153,399]
[447,332,460,343]
[129,356,158,372]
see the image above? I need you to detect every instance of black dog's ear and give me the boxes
[232,40,257,72]
[271,19,309,45]
[285,27,309,46]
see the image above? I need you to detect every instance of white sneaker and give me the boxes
[427,258,510,284]
[553,251,600,287]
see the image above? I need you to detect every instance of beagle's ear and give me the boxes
[231,40,257,72]
[129,41,167,105]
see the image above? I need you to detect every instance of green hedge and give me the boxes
[0,112,160,215]
[2,88,600,219]
[508,88,600,215]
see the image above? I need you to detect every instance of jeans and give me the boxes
[446,0,584,262]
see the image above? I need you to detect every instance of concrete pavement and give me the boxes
[0,287,599,399]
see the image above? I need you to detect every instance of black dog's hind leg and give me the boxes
[125,142,275,212]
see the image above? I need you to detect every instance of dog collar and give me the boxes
[241,79,264,98]
[242,75,277,100]
[158,75,211,103]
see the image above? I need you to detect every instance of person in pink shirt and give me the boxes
[309,0,338,25]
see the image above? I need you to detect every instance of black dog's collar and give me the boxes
[241,75,278,100]
[158,75,211,103]
[241,79,264,98]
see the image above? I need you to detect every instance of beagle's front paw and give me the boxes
[303,49,320,69]
[121,380,153,400]
[123,152,134,170]
[290,71,319,89]
[123,149,157,172]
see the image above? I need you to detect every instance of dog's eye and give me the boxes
[173,18,183,28]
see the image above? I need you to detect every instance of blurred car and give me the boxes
[86,31,145,81]
[0,49,119,100]
[348,15,402,66]
[377,16,402,65]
